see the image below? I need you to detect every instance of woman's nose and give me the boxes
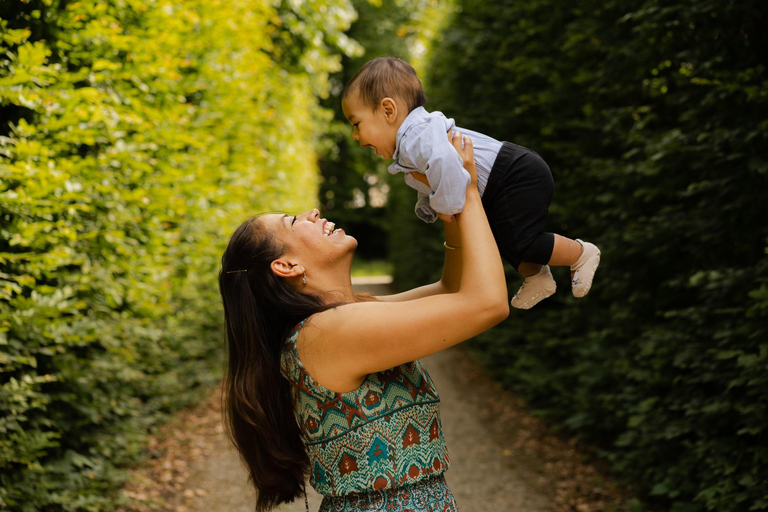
[297,208,319,222]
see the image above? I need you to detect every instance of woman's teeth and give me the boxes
[324,222,335,236]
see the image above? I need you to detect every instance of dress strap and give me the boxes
[304,491,309,512]
[290,319,307,336]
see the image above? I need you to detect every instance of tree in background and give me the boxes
[391,0,768,510]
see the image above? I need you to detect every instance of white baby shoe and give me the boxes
[571,240,601,298]
[511,265,557,309]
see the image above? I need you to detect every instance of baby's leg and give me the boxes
[510,261,556,309]
[539,234,601,298]
[483,141,603,304]
[518,262,544,277]
[511,237,557,309]
[482,144,556,309]
[547,235,583,267]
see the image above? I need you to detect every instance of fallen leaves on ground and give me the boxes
[116,388,225,512]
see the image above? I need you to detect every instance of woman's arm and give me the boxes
[301,133,507,392]
[374,218,461,302]
[376,136,474,302]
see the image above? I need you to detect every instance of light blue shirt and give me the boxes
[388,107,503,223]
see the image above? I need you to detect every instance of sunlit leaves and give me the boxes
[0,0,353,508]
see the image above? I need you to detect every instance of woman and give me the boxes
[218,133,508,511]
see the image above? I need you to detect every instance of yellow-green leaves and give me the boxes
[0,0,355,508]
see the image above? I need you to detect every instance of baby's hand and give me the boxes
[437,212,456,223]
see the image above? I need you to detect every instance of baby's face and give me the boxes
[342,92,399,159]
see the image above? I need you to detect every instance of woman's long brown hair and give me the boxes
[218,217,337,510]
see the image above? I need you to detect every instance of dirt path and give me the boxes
[119,279,631,512]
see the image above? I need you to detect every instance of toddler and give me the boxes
[341,57,600,309]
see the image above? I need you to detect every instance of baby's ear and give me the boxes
[380,97,398,123]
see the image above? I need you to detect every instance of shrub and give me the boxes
[0,0,354,509]
[391,0,768,509]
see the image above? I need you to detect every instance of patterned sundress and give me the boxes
[280,321,460,512]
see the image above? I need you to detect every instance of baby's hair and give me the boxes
[343,57,427,113]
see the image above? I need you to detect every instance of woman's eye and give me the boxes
[291,216,297,228]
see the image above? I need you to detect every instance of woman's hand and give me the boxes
[451,130,477,190]
[437,131,476,223]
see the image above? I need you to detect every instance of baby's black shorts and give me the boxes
[481,141,555,270]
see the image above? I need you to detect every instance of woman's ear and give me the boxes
[380,97,398,124]
[271,259,304,279]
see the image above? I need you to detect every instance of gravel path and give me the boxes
[426,348,553,511]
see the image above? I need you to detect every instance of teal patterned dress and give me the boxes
[280,321,459,511]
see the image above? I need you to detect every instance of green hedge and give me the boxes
[0,0,353,509]
[391,0,768,510]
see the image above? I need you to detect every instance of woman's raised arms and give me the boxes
[300,133,508,393]
[375,131,473,303]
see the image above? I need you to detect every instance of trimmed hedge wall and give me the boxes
[0,0,353,509]
[390,0,768,510]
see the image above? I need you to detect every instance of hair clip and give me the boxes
[225,269,248,274]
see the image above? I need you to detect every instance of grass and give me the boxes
[350,259,393,277]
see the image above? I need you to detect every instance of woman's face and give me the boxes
[263,208,357,268]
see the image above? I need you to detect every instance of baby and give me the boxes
[341,57,600,309]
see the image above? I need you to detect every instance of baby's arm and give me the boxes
[405,118,470,217]
[411,174,454,222]
[410,171,431,187]
[411,127,454,187]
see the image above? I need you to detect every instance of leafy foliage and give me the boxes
[391,0,768,510]
[0,0,353,509]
